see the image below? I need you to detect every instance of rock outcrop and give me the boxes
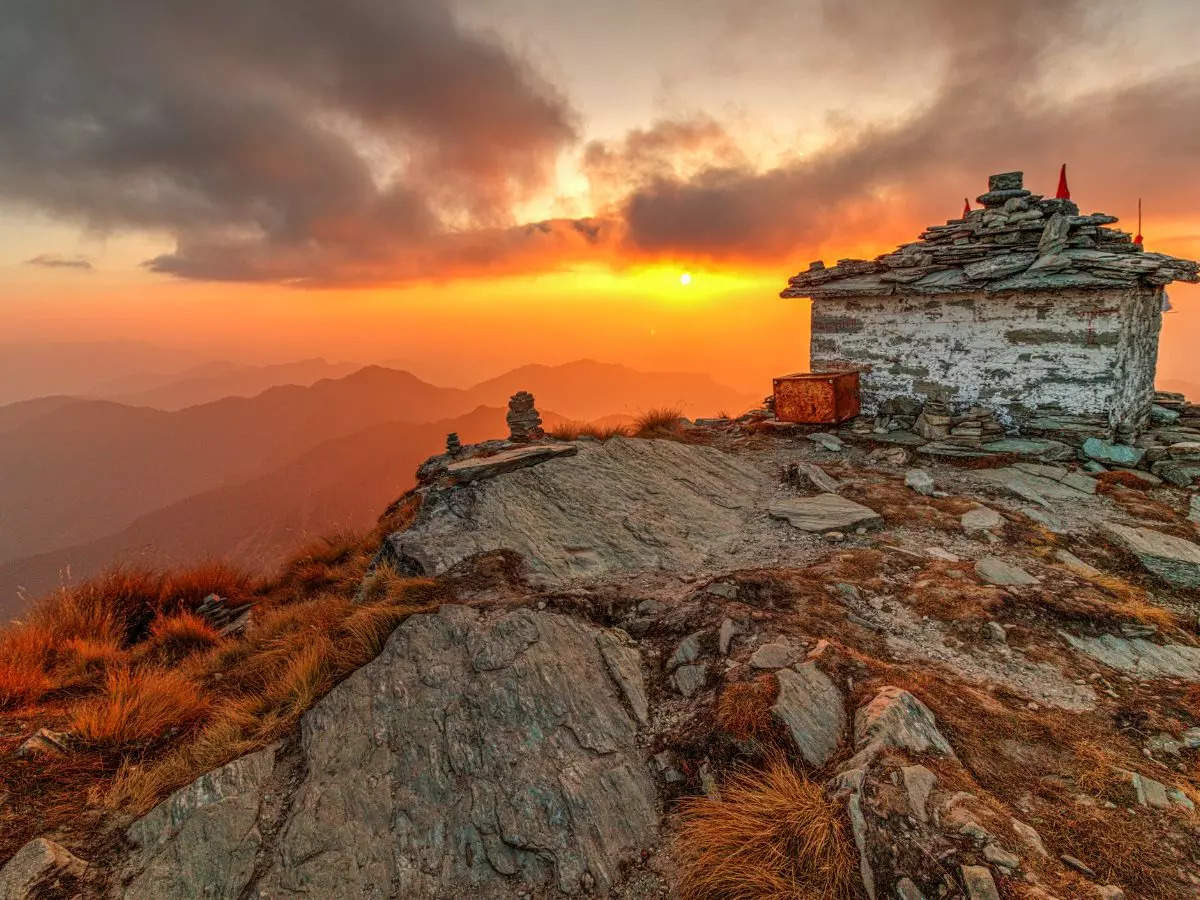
[386,436,768,583]
[120,605,659,898]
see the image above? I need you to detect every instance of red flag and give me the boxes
[962,198,970,217]
[1134,197,1143,245]
[1055,163,1070,200]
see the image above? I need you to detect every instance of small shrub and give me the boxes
[143,612,222,665]
[69,667,210,750]
[716,674,779,741]
[675,759,854,900]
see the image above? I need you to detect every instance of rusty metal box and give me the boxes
[773,368,861,424]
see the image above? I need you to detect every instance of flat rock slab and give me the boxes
[768,493,882,532]
[0,838,89,899]
[961,506,1003,531]
[1060,631,1200,680]
[391,437,769,582]
[445,442,577,483]
[1083,437,1145,466]
[771,663,846,767]
[122,606,659,898]
[977,467,1094,506]
[1102,523,1200,588]
[982,437,1074,461]
[976,556,1038,585]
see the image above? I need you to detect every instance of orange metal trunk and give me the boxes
[773,369,862,424]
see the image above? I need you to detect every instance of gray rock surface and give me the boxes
[391,437,768,582]
[1059,631,1200,680]
[901,765,937,823]
[961,506,1002,531]
[975,556,1037,586]
[851,686,955,766]
[748,641,794,669]
[445,442,577,484]
[0,837,89,899]
[767,493,882,532]
[1101,523,1200,588]
[121,606,659,898]
[905,469,935,496]
[961,864,1001,900]
[770,663,846,766]
[977,466,1094,506]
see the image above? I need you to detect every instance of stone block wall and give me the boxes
[809,286,1162,430]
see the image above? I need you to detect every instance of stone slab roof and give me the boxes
[782,171,1199,300]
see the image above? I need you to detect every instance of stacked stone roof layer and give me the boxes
[781,171,1199,300]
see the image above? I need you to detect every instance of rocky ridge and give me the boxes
[8,397,1200,898]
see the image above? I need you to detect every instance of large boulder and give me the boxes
[388,437,768,582]
[0,838,89,899]
[121,606,659,898]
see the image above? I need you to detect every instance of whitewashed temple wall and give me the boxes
[808,286,1162,429]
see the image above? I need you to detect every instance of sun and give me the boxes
[679,272,692,286]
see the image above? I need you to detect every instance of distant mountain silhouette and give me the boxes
[0,406,564,616]
[106,357,361,410]
[0,360,756,615]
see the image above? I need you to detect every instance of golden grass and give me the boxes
[675,758,855,900]
[716,674,780,742]
[106,565,442,813]
[69,667,210,750]
[142,611,223,665]
[632,407,711,444]
[548,421,630,441]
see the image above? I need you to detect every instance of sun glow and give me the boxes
[679,272,692,285]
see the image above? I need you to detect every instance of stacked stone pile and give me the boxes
[946,407,1004,448]
[1022,404,1112,447]
[506,391,544,442]
[782,171,1199,299]
[914,399,952,441]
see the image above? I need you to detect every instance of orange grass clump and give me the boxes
[143,611,223,665]
[69,667,210,750]
[716,674,780,742]
[675,759,855,900]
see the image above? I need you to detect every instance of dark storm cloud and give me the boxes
[24,254,93,271]
[0,0,577,283]
[607,0,1200,261]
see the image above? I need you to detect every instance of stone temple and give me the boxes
[782,171,1199,438]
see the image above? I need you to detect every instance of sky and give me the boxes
[2,0,1199,392]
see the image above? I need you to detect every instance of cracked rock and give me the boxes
[120,605,659,898]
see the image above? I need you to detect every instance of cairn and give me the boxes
[506,391,544,442]
[914,400,952,441]
[946,407,1003,448]
[445,432,462,454]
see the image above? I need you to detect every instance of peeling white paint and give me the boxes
[809,286,1161,432]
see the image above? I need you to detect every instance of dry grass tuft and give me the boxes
[675,758,855,900]
[716,674,780,742]
[632,407,710,444]
[143,611,223,665]
[69,667,210,751]
[1095,471,1154,492]
[548,421,629,441]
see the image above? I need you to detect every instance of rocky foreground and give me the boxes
[9,411,1200,899]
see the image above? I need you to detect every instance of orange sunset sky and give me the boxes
[2,0,1199,395]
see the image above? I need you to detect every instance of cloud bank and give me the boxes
[1,0,1197,284]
